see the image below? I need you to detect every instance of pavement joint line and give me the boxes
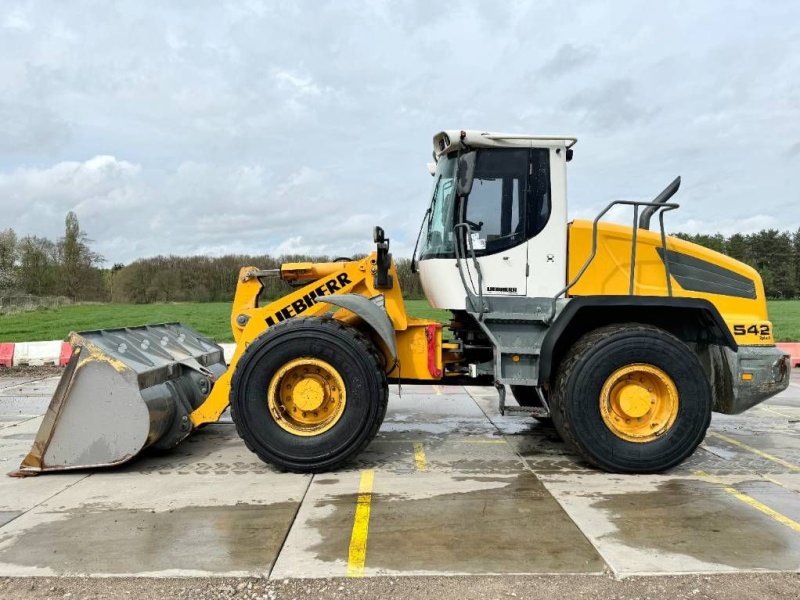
[267,473,314,580]
[0,415,39,431]
[707,431,800,472]
[759,473,800,495]
[412,442,427,471]
[694,470,800,534]
[758,405,795,419]
[0,375,55,391]
[346,469,375,578]
[0,471,92,533]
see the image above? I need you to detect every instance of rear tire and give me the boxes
[550,323,711,473]
[230,317,388,472]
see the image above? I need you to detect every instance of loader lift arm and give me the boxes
[190,247,445,427]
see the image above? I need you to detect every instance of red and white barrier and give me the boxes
[59,342,72,367]
[776,343,800,368]
[0,340,71,367]
[9,341,64,366]
[0,343,14,368]
[0,340,237,367]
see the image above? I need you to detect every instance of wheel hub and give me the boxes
[599,364,679,443]
[617,384,652,418]
[267,357,346,436]
[292,378,325,411]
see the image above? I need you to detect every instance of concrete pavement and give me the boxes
[0,372,798,579]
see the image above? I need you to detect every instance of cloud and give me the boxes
[0,0,798,266]
[565,78,653,132]
[538,44,595,78]
[0,154,403,264]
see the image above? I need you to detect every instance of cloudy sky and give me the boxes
[1,1,798,265]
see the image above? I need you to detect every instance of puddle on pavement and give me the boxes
[357,435,523,474]
[309,472,605,574]
[0,502,297,574]
[592,479,800,570]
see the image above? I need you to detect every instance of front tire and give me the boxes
[550,323,712,473]
[230,317,388,472]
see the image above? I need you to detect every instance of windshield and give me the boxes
[420,155,457,259]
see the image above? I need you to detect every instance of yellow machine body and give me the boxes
[567,220,773,346]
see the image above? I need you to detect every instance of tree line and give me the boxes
[674,229,800,299]
[0,212,106,302]
[109,253,423,303]
[0,213,426,304]
[1,212,799,303]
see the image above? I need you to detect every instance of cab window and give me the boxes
[462,148,551,255]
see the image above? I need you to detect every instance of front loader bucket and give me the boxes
[15,323,227,475]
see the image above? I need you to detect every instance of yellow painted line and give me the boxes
[413,442,427,471]
[695,471,800,534]
[707,431,800,472]
[347,469,375,578]
[432,384,444,395]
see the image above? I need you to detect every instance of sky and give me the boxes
[1,0,798,265]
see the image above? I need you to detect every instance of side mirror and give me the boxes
[457,151,477,196]
[373,226,385,243]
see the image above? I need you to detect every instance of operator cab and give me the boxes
[417,130,576,310]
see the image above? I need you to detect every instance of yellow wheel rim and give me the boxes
[599,363,679,443]
[267,357,346,436]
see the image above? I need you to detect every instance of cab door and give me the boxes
[460,148,533,296]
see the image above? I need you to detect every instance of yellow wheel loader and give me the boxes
[16,130,791,476]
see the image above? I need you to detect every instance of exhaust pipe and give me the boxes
[13,323,227,475]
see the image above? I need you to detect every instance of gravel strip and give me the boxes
[1,573,799,600]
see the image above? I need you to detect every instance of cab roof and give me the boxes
[433,130,577,158]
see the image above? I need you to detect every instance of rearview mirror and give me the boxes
[457,152,476,196]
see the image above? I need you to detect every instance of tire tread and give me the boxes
[229,316,388,472]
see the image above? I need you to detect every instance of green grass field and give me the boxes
[0,299,797,343]
[0,300,450,343]
[768,300,800,342]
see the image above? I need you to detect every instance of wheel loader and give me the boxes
[16,130,791,476]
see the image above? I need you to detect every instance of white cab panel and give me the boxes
[418,146,569,310]
[419,241,529,309]
[527,147,568,298]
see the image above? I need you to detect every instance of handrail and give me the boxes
[553,200,679,304]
